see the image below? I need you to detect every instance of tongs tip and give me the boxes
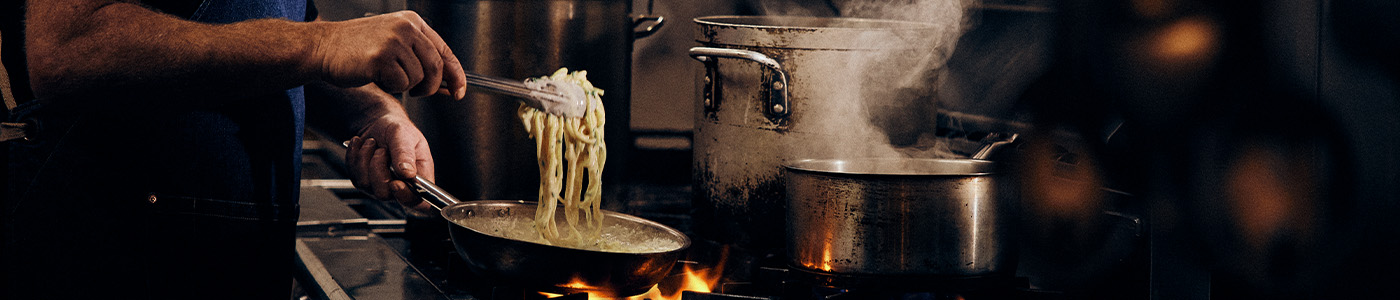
[525,78,590,118]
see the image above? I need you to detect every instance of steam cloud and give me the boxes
[754,0,975,66]
[753,0,978,158]
[841,0,973,67]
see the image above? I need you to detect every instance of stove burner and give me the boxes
[545,294,589,300]
[680,291,772,300]
[787,265,1022,292]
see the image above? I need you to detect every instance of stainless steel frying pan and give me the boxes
[409,176,690,297]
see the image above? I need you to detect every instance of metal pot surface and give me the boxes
[784,158,1015,277]
[408,0,659,202]
[690,16,952,251]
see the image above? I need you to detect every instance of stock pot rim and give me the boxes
[695,15,943,30]
[783,158,995,176]
[694,15,948,50]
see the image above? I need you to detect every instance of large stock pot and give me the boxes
[690,16,949,251]
[407,0,662,201]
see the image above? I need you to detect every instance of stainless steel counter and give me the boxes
[296,235,448,300]
[294,181,451,300]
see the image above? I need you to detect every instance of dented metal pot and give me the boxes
[690,16,951,251]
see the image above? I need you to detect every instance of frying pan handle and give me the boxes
[411,175,460,210]
[339,140,461,211]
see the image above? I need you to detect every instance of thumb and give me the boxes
[391,141,418,180]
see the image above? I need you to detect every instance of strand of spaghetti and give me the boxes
[532,112,552,241]
[563,137,584,241]
[547,115,564,240]
[594,146,606,229]
[583,91,606,234]
[561,117,587,241]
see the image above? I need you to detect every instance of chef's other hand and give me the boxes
[346,116,436,215]
[310,10,467,99]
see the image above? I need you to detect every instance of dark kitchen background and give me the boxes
[294,0,1400,299]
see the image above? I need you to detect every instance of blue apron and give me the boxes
[3,1,307,299]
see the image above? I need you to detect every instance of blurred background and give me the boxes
[305,0,1400,299]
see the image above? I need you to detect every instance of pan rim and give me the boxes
[441,200,693,255]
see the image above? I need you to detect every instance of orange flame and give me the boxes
[820,246,834,272]
[538,276,593,298]
[624,260,723,300]
[562,278,592,290]
[540,249,729,300]
[539,265,722,300]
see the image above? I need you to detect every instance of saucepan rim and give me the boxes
[784,158,996,176]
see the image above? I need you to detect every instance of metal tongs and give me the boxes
[465,72,589,118]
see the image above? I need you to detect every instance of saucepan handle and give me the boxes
[340,140,460,210]
[688,47,791,119]
[411,176,460,210]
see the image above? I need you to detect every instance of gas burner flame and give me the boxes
[539,265,720,300]
[540,249,729,300]
[563,278,591,290]
[629,262,720,300]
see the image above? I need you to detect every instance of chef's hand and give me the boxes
[310,10,467,99]
[346,115,436,215]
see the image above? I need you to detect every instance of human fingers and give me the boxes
[370,13,425,93]
[370,147,392,200]
[380,11,427,94]
[353,137,378,191]
[375,55,413,93]
[388,136,419,180]
[405,29,443,97]
[417,20,466,100]
[389,180,428,212]
[386,45,424,94]
[345,136,364,176]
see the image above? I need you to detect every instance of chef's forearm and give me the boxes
[24,0,322,100]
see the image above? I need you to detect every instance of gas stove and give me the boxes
[292,179,1079,300]
[292,130,1144,300]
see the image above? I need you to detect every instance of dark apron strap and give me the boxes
[0,30,11,110]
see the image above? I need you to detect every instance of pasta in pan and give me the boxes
[518,68,607,247]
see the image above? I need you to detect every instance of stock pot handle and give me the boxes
[631,14,665,39]
[688,47,791,118]
[632,0,665,39]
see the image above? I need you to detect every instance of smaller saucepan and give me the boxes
[784,158,1016,280]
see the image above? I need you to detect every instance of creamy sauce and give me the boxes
[453,215,682,253]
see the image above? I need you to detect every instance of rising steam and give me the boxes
[754,0,976,70]
[752,0,977,158]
